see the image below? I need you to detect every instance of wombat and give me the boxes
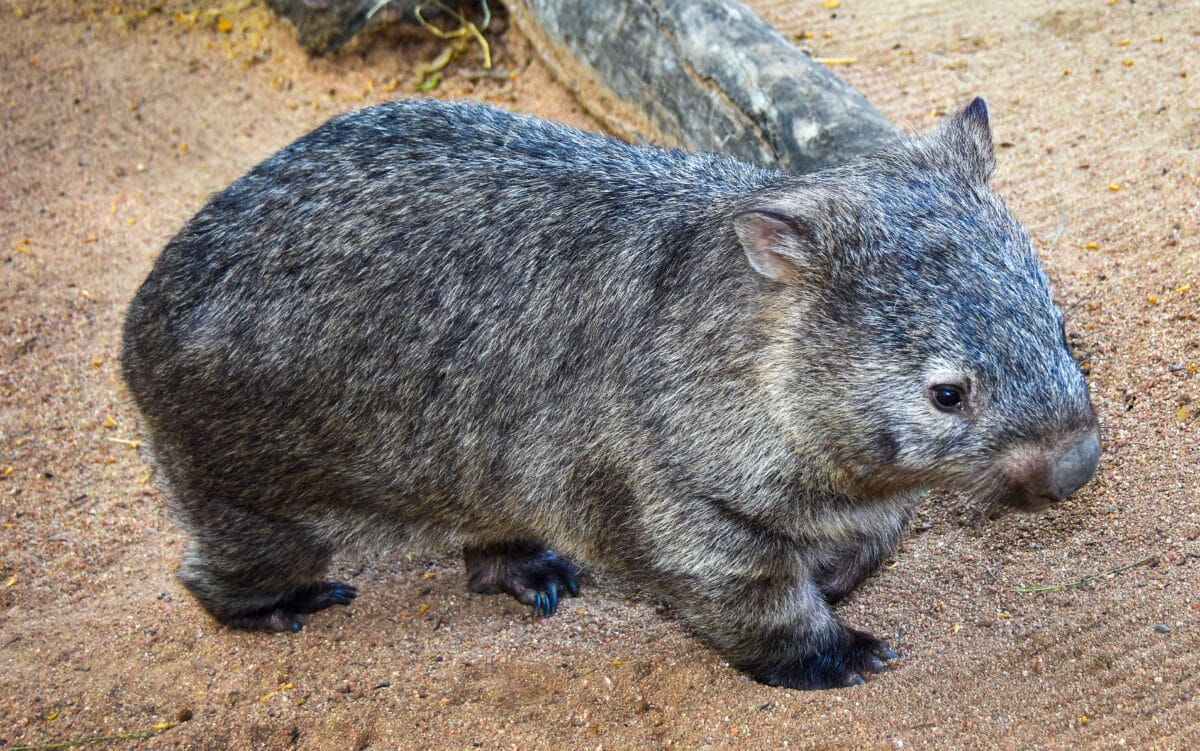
[122,96,1100,690]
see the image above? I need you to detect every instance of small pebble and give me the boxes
[1154,623,1170,634]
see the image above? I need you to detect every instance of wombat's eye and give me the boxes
[930,384,965,413]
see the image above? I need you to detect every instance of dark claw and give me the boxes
[850,675,866,686]
[861,655,889,674]
[566,578,580,597]
[532,592,544,617]
[882,648,900,661]
[329,584,357,606]
[289,619,302,633]
[547,583,558,614]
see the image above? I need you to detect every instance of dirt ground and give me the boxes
[1,0,1197,748]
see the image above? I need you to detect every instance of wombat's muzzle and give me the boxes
[1046,434,1101,501]
[998,431,1101,511]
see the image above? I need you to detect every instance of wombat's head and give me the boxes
[735,98,1099,511]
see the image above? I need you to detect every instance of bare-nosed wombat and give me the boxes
[122,97,1100,690]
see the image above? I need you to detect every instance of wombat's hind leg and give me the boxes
[179,533,355,633]
[463,539,580,617]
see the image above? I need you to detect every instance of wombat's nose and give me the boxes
[1047,434,1100,501]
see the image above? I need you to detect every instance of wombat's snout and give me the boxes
[1001,432,1100,510]
[1047,434,1101,501]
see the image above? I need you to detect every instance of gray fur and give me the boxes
[122,97,1099,689]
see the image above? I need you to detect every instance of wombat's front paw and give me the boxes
[755,628,899,690]
[464,540,581,617]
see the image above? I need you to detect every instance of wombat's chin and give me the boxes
[993,486,1062,513]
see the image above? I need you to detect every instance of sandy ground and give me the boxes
[1,1,1197,748]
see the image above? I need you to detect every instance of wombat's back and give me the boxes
[122,100,779,554]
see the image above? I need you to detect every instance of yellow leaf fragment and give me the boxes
[823,0,840,8]
[46,710,60,722]
[151,721,178,730]
[1118,39,1131,46]
[813,57,857,66]
[1123,59,1134,67]
[1084,242,1099,250]
[1079,715,1089,725]
[5,576,17,587]
[1147,295,1159,305]
[1179,406,1193,423]
[1174,284,1191,293]
[417,603,430,617]
[2,467,13,477]
[217,17,233,33]
[105,416,118,429]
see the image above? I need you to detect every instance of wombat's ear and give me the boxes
[942,96,996,183]
[732,209,825,282]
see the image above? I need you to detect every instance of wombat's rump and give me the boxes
[122,97,1099,690]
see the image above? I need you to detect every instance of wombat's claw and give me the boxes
[531,583,561,617]
[848,629,899,675]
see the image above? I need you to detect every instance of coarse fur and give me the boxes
[122,97,1099,689]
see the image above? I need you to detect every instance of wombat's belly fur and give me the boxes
[122,97,1100,690]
